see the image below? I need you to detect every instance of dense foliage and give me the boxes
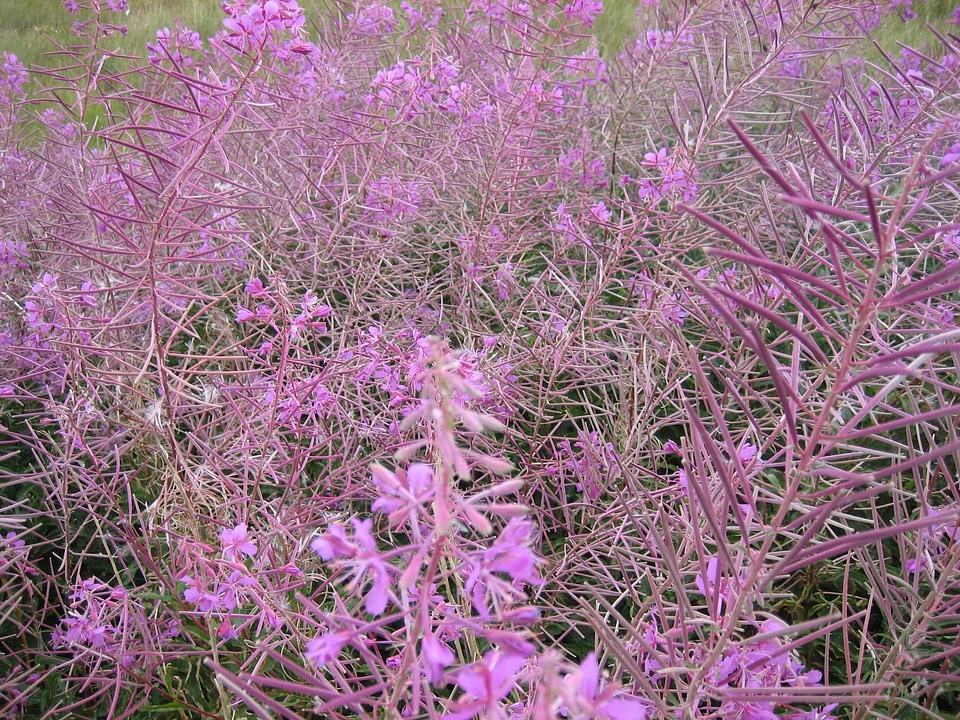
[2,0,960,718]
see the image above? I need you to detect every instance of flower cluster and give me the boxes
[179,523,301,640]
[304,340,542,716]
[626,612,831,720]
[563,0,603,29]
[220,0,309,54]
[147,22,204,67]
[905,506,960,575]
[52,578,174,666]
[0,531,34,582]
[349,325,516,424]
[236,278,332,352]
[5,0,960,717]
[546,429,621,501]
[628,146,699,205]
[0,53,27,106]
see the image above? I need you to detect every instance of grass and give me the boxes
[871,0,960,55]
[2,0,957,72]
[0,0,223,70]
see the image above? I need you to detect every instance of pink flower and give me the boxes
[447,650,528,720]
[464,518,542,617]
[219,523,257,561]
[217,617,238,640]
[221,0,306,52]
[2,531,24,548]
[310,523,355,560]
[217,570,256,610]
[311,519,393,615]
[422,629,455,685]
[787,704,839,720]
[245,278,266,296]
[566,653,652,720]
[737,443,758,463]
[370,463,435,527]
[305,630,351,667]
[942,142,960,167]
[695,555,734,616]
[484,518,540,583]
[589,200,611,224]
[643,147,669,168]
[905,556,927,574]
[563,0,603,28]
[182,577,224,613]
[730,701,779,720]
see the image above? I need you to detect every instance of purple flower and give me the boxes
[219,523,257,561]
[245,278,267,296]
[183,577,224,614]
[370,462,435,527]
[589,200,612,224]
[3,531,24,548]
[310,523,355,561]
[565,653,652,720]
[905,556,927,574]
[305,630,351,667]
[422,629,455,685]
[1,54,27,105]
[484,518,541,584]
[642,147,669,169]
[695,555,733,616]
[728,701,779,720]
[217,616,238,640]
[787,704,839,720]
[221,0,306,52]
[889,0,916,20]
[463,519,542,617]
[447,650,528,720]
[217,570,256,611]
[563,0,603,28]
[311,519,393,615]
[942,142,960,167]
[737,443,759,464]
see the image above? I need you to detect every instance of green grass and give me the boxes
[0,0,223,70]
[870,0,959,57]
[0,0,956,80]
[0,0,645,71]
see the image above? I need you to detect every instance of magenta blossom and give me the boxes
[484,517,541,583]
[563,0,603,28]
[464,517,542,616]
[182,577,225,614]
[446,650,528,720]
[370,462,435,527]
[422,628,456,685]
[787,704,839,720]
[305,629,351,668]
[562,653,652,720]
[311,518,393,615]
[696,555,735,617]
[219,523,257,561]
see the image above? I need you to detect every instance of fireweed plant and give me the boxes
[1,0,960,717]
